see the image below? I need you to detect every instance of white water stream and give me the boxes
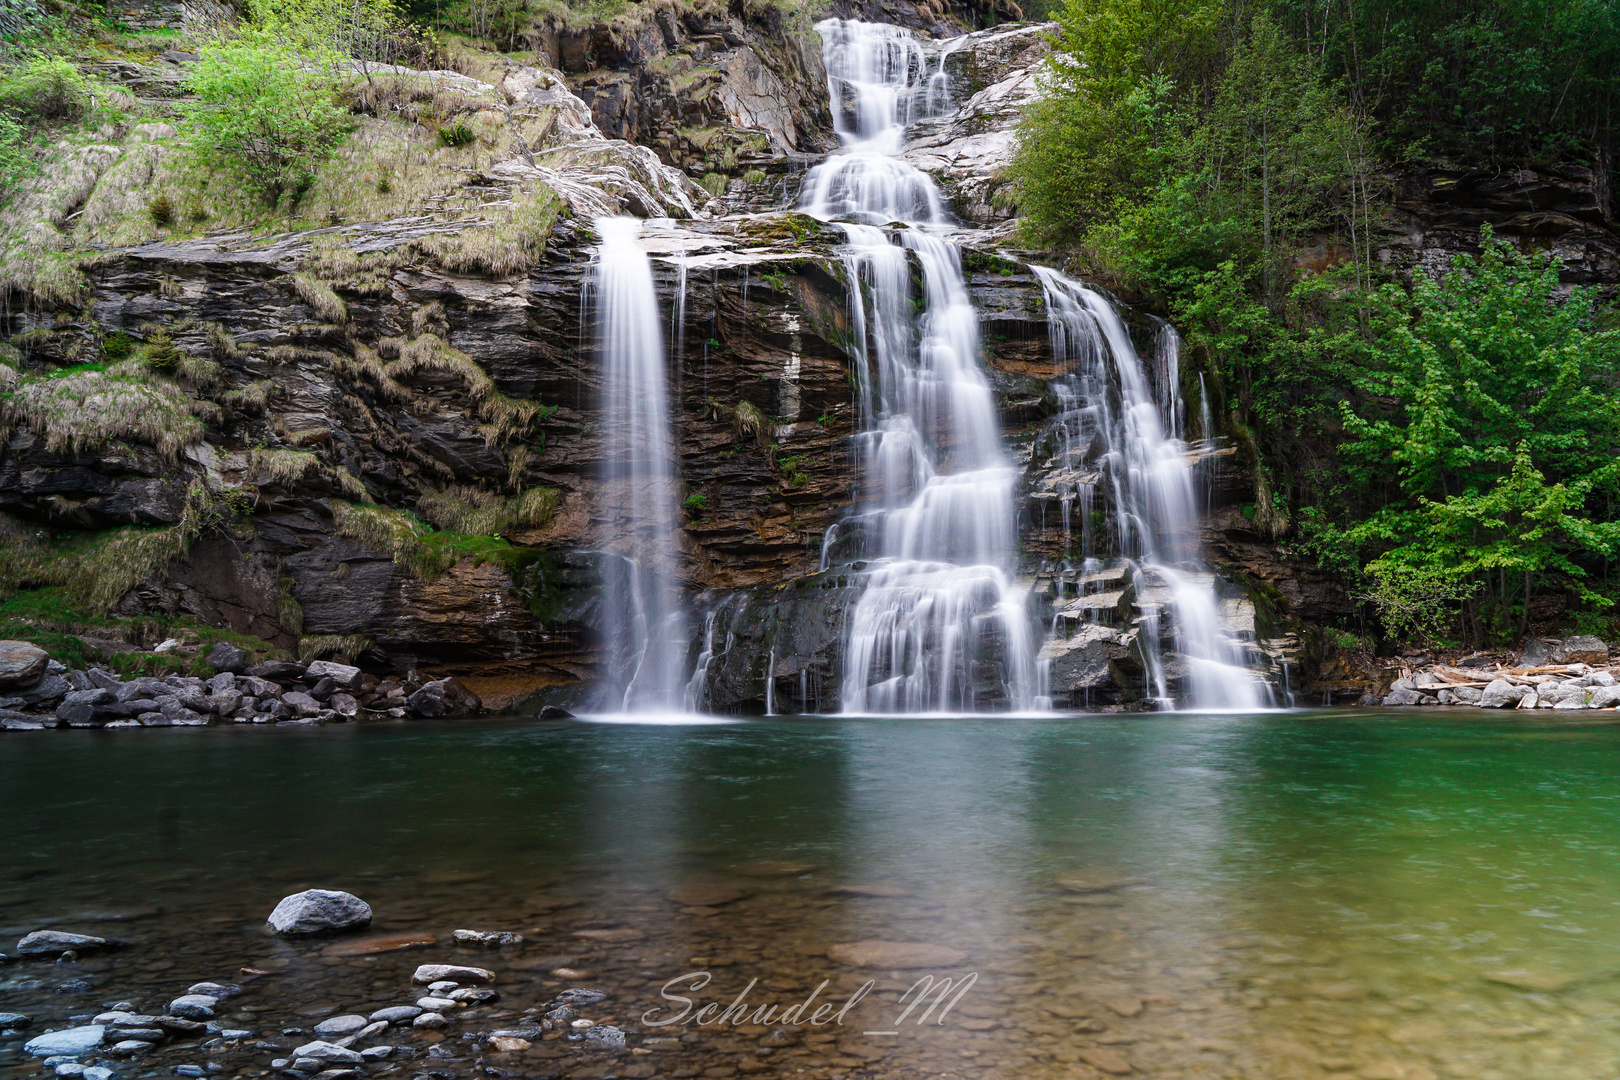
[590,216,688,710]
[1032,268,1269,710]
[802,18,1041,712]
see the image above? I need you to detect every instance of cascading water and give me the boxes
[802,18,1041,712]
[590,217,687,711]
[1032,267,1269,710]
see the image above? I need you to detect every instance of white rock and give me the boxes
[267,889,372,935]
[312,1014,369,1037]
[23,1026,104,1056]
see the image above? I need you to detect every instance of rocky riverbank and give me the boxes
[1374,635,1620,710]
[0,640,480,731]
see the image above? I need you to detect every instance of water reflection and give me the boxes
[2,712,1619,1078]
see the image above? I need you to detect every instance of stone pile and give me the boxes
[1378,636,1620,709]
[0,641,480,731]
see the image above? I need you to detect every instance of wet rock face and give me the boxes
[532,0,835,172]
[1383,164,1620,290]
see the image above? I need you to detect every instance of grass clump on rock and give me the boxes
[1,360,214,460]
[331,500,540,582]
[416,484,558,536]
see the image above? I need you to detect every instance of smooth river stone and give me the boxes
[369,1006,422,1025]
[0,640,48,687]
[412,963,494,984]
[17,931,109,956]
[733,860,818,877]
[826,884,909,898]
[826,941,966,969]
[23,1026,104,1056]
[1055,874,1141,893]
[667,886,751,907]
[321,933,437,957]
[312,1014,369,1037]
[1080,1047,1134,1075]
[571,928,645,943]
[1483,968,1578,993]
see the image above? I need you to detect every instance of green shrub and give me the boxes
[147,193,174,225]
[683,492,708,513]
[437,121,476,147]
[180,29,350,206]
[0,52,90,124]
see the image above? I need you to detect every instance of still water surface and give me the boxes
[4,710,1620,1079]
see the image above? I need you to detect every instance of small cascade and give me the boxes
[1032,267,1269,710]
[589,217,687,711]
[802,18,1041,713]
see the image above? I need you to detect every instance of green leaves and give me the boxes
[179,27,350,207]
[1336,235,1620,640]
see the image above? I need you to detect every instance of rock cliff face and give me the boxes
[0,9,1615,714]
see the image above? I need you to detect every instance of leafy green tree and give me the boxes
[1338,233,1620,640]
[180,27,350,206]
[1010,0,1223,245]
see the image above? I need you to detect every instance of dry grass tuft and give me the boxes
[392,333,540,446]
[223,379,274,412]
[735,399,769,448]
[0,481,235,615]
[4,360,210,459]
[416,483,558,536]
[299,632,374,662]
[249,448,321,487]
[291,273,349,324]
[410,185,562,277]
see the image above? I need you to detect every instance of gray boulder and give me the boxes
[86,669,122,692]
[268,890,372,936]
[0,641,48,688]
[1590,685,1620,708]
[14,674,69,706]
[281,691,322,716]
[1559,635,1609,665]
[1479,680,1529,708]
[1452,685,1484,704]
[1382,688,1425,706]
[204,642,248,673]
[305,660,363,690]
[56,689,115,727]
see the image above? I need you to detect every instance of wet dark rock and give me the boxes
[538,705,574,719]
[55,689,117,727]
[54,979,95,994]
[204,642,249,673]
[267,890,373,936]
[281,691,322,717]
[583,1024,625,1051]
[553,988,608,1007]
[304,661,362,690]
[307,677,337,701]
[0,1012,31,1026]
[248,660,308,683]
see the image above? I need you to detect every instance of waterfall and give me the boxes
[1031,267,1269,710]
[803,18,1041,713]
[590,217,687,711]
